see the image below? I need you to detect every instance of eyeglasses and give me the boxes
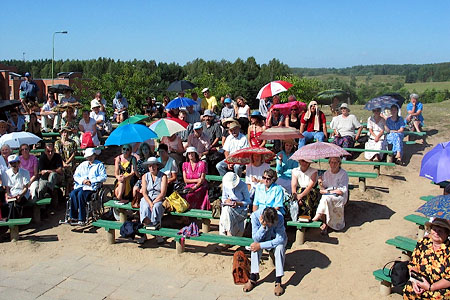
[262,176,273,180]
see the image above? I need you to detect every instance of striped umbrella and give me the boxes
[149,118,188,138]
[256,80,293,99]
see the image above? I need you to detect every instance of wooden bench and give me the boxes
[23,197,52,223]
[103,200,214,232]
[313,158,395,175]
[404,214,428,240]
[420,195,433,202]
[385,236,417,259]
[373,268,393,296]
[431,181,449,189]
[92,219,253,254]
[0,218,32,242]
[286,220,322,245]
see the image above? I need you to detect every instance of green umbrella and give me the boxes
[315,89,348,105]
[118,115,149,127]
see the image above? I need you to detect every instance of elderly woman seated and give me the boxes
[182,147,209,210]
[219,172,251,237]
[291,158,319,220]
[385,104,406,165]
[330,103,363,150]
[406,93,424,132]
[69,148,107,225]
[403,218,450,299]
[312,157,349,234]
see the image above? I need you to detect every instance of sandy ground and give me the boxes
[0,109,449,299]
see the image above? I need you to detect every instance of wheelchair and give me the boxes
[59,183,113,225]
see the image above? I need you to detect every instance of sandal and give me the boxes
[320,223,328,235]
[274,283,284,296]
[243,280,257,292]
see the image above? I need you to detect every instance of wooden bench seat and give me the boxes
[23,197,51,223]
[0,218,32,241]
[420,195,433,201]
[92,219,252,254]
[373,268,393,295]
[286,220,322,245]
[404,214,428,240]
[385,236,417,256]
[313,158,395,175]
[431,181,449,188]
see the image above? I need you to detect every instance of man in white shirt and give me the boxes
[40,94,58,132]
[216,122,249,176]
[187,122,211,157]
[5,155,30,218]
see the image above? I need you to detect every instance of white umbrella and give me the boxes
[0,132,42,148]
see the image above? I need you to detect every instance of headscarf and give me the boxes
[303,101,320,131]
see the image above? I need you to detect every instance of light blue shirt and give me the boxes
[254,183,285,215]
[406,102,424,125]
[73,160,107,191]
[222,180,251,207]
[386,116,405,131]
[276,150,298,180]
[251,208,287,249]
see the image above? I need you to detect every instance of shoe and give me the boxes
[77,221,86,226]
[274,283,284,296]
[243,280,257,293]
[156,236,165,244]
[146,223,161,230]
[137,235,147,244]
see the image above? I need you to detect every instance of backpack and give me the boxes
[232,250,250,285]
[383,260,409,287]
[120,220,143,240]
[81,132,95,149]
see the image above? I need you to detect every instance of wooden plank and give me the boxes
[313,158,395,167]
[0,218,32,227]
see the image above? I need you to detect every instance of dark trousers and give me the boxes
[69,187,93,222]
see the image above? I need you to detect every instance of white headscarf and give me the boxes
[303,101,320,131]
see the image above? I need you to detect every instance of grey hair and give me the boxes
[410,93,419,100]
[288,95,297,101]
[1,144,11,151]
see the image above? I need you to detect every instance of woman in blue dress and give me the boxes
[385,104,405,165]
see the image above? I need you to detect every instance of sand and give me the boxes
[0,117,449,299]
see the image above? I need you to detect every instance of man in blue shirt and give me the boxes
[69,148,107,224]
[253,169,285,215]
[243,207,287,296]
[19,72,39,102]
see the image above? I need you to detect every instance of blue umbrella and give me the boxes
[364,96,398,111]
[416,195,450,220]
[104,124,157,146]
[419,141,450,183]
[165,97,197,109]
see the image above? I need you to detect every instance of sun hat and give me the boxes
[283,138,298,146]
[425,218,450,233]
[222,172,241,189]
[115,91,123,99]
[60,126,72,133]
[224,98,232,104]
[228,122,241,130]
[184,146,198,156]
[83,148,100,158]
[250,111,265,119]
[142,157,161,167]
[201,88,209,93]
[91,100,101,109]
[203,110,215,117]
[24,72,31,77]
[339,103,350,111]
[221,117,236,126]
[193,122,203,130]
[8,155,20,164]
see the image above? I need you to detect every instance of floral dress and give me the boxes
[54,138,77,185]
[403,236,450,299]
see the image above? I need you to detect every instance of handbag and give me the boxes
[383,260,409,287]
[211,199,222,219]
[166,191,189,213]
[80,132,95,149]
[131,191,142,209]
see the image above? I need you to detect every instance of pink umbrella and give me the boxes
[291,142,350,161]
[258,127,304,141]
[225,147,275,165]
[264,101,307,127]
[256,80,293,99]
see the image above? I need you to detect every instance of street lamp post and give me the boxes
[52,31,68,85]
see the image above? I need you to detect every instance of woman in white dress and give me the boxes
[312,157,349,234]
[245,154,270,201]
[364,108,387,161]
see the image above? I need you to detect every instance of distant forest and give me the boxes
[292,62,450,83]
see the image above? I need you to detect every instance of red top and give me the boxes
[300,111,326,132]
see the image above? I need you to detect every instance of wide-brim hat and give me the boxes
[340,103,350,111]
[221,117,237,127]
[283,138,298,146]
[142,157,162,167]
[60,126,72,133]
[425,218,450,233]
[201,87,209,93]
[184,146,198,156]
[222,172,241,189]
[84,148,100,158]
[91,100,101,109]
[228,122,241,130]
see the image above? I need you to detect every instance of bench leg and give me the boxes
[176,238,185,254]
[374,165,380,176]
[379,280,391,296]
[201,219,211,233]
[119,209,127,223]
[359,178,366,192]
[106,229,115,244]
[418,225,425,241]
[296,228,306,246]
[32,206,41,223]
[10,225,19,242]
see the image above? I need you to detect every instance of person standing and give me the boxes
[201,88,218,113]
[259,97,272,118]
[191,92,202,113]
[19,72,39,103]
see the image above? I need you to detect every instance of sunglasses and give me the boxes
[262,176,273,180]
[291,109,298,111]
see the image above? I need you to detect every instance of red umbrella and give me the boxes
[225,147,275,165]
[258,127,303,141]
[256,80,293,99]
[166,117,189,128]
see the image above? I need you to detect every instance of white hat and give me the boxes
[201,87,209,93]
[184,146,198,156]
[142,157,161,167]
[8,154,20,164]
[193,122,203,130]
[91,100,101,109]
[222,172,241,189]
[84,148,100,158]
[339,103,349,110]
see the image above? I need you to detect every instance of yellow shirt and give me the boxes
[201,96,218,111]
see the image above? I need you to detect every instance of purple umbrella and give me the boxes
[291,142,350,161]
[420,141,450,183]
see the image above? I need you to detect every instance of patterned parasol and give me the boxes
[290,142,350,161]
[257,127,304,141]
[416,195,450,220]
[225,147,275,165]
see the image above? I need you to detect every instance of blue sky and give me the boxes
[2,0,450,68]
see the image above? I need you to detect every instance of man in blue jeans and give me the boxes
[299,101,328,148]
[243,207,287,296]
